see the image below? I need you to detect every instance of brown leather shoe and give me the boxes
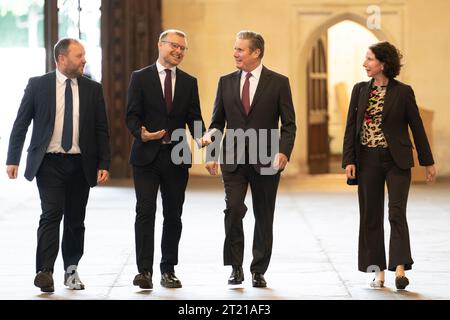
[34,269,54,293]
[228,266,244,285]
[133,272,153,289]
[160,272,182,288]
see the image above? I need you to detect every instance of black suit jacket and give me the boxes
[342,78,434,170]
[126,64,206,167]
[6,71,111,187]
[208,66,296,174]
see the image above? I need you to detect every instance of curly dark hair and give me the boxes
[369,41,403,79]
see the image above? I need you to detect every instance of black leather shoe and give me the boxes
[395,276,409,290]
[252,272,267,288]
[34,269,54,293]
[228,266,244,285]
[133,272,153,289]
[161,272,182,288]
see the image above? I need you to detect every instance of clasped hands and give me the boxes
[141,126,213,148]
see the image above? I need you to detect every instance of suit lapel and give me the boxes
[172,68,184,114]
[233,70,247,117]
[48,72,56,130]
[148,65,167,113]
[77,76,87,134]
[356,79,372,136]
[382,79,397,121]
[248,66,271,117]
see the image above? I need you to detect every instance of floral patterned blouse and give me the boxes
[360,85,388,148]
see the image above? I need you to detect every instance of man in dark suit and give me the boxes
[126,29,207,290]
[6,38,110,293]
[204,30,296,287]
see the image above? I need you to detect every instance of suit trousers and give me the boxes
[35,153,90,273]
[133,145,189,274]
[357,146,413,272]
[221,164,280,274]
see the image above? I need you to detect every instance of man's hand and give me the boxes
[195,136,211,148]
[199,129,217,147]
[6,165,19,179]
[345,164,356,179]
[205,161,219,176]
[195,137,210,148]
[141,126,166,142]
[97,169,109,184]
[425,165,437,182]
[272,153,288,171]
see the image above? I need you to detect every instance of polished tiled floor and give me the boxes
[0,174,449,300]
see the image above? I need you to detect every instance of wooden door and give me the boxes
[307,36,329,174]
[101,0,161,178]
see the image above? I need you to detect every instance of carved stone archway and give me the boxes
[287,3,404,174]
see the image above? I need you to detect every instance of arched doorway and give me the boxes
[304,16,388,174]
[327,20,379,173]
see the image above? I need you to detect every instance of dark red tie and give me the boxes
[241,72,252,114]
[163,69,173,143]
[164,69,173,113]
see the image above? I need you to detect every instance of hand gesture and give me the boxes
[141,126,166,142]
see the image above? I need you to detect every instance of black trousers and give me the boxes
[221,164,280,274]
[133,145,189,274]
[358,146,413,272]
[35,153,90,273]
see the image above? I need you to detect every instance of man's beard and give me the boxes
[67,66,83,78]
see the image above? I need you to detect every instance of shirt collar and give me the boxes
[56,69,78,86]
[241,63,263,80]
[156,61,176,75]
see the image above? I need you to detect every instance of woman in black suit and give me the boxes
[342,41,436,290]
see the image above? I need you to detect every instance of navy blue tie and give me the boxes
[62,78,73,152]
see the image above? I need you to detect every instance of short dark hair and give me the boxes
[54,38,79,63]
[369,41,403,79]
[236,30,265,59]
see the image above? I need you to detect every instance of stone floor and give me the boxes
[0,173,449,300]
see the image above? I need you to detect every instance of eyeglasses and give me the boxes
[161,40,188,52]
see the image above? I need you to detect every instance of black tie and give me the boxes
[62,78,73,152]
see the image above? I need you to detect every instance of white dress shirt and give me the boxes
[46,69,80,154]
[240,63,263,106]
[156,61,176,100]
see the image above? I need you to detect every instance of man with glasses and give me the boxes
[126,29,207,290]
